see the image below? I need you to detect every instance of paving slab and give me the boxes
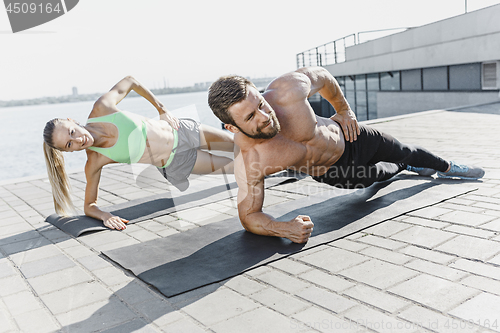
[39,281,112,315]
[390,225,457,248]
[387,274,479,312]
[355,234,406,250]
[343,305,416,333]
[361,220,413,238]
[249,287,311,316]
[437,210,497,226]
[255,269,310,294]
[55,297,138,333]
[222,275,267,296]
[359,245,413,265]
[295,285,357,314]
[398,245,455,264]
[1,108,500,332]
[450,259,500,280]
[343,284,409,314]
[27,266,93,295]
[211,307,297,333]
[339,259,418,289]
[435,234,500,261]
[132,297,176,326]
[449,293,500,332]
[268,258,313,275]
[2,290,43,316]
[13,308,60,333]
[18,254,75,278]
[297,246,368,273]
[404,258,469,281]
[398,305,485,333]
[291,306,360,333]
[99,318,159,333]
[298,269,355,293]
[182,288,260,326]
[460,275,500,296]
[0,275,28,297]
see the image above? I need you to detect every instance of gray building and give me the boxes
[298,4,500,120]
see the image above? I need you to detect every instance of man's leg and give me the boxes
[314,125,450,189]
[362,125,450,172]
[366,126,484,180]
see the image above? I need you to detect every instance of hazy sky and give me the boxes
[1,0,499,100]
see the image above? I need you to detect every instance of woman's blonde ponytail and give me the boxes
[43,119,76,216]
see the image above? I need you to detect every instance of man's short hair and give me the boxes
[208,75,257,126]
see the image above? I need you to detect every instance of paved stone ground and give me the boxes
[1,104,500,333]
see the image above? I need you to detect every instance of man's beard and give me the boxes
[238,111,281,139]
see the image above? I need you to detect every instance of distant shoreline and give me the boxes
[0,86,208,108]
[0,77,275,108]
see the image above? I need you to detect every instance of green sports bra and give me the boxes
[86,111,147,164]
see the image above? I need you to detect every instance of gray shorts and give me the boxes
[158,118,201,191]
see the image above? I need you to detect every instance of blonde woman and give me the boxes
[43,76,234,230]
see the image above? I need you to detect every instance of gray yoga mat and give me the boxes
[103,176,475,297]
[45,171,304,237]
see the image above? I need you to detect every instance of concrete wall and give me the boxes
[377,91,500,118]
[324,4,500,76]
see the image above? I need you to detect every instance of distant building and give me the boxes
[298,4,500,120]
[72,87,78,96]
[194,82,212,90]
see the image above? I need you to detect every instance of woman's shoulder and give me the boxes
[88,98,121,119]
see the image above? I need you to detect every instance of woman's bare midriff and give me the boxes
[137,118,176,167]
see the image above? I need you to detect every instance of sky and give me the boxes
[1,0,500,101]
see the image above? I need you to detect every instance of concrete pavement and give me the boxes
[1,104,500,332]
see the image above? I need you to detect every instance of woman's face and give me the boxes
[51,119,94,152]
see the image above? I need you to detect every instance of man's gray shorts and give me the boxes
[158,118,201,191]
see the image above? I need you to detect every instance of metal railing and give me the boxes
[296,34,357,68]
[296,28,410,68]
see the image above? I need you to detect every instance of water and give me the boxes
[0,91,222,182]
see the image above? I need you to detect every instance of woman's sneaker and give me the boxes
[406,165,436,176]
[437,161,485,179]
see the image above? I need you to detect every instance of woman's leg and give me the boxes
[199,124,235,152]
[191,150,234,174]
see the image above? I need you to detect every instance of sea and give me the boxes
[0,91,223,183]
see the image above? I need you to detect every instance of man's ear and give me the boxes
[225,124,239,134]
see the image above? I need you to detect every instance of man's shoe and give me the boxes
[406,165,436,176]
[437,161,485,179]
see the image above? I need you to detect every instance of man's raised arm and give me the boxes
[234,154,313,243]
[296,67,360,142]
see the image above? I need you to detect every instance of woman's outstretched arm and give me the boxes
[94,76,180,129]
[83,157,129,230]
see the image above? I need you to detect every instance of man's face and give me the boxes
[227,86,280,139]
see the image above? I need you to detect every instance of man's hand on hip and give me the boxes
[331,109,360,143]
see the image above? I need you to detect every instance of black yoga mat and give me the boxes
[102,177,474,297]
[45,171,304,237]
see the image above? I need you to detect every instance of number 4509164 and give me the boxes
[6,2,62,14]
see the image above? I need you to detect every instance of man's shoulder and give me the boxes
[264,72,310,106]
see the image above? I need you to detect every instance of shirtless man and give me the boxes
[208,67,485,243]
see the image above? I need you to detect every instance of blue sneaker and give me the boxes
[406,165,436,176]
[437,161,485,179]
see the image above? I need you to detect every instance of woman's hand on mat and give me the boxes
[331,109,360,143]
[287,215,314,243]
[102,212,129,230]
[159,108,180,130]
